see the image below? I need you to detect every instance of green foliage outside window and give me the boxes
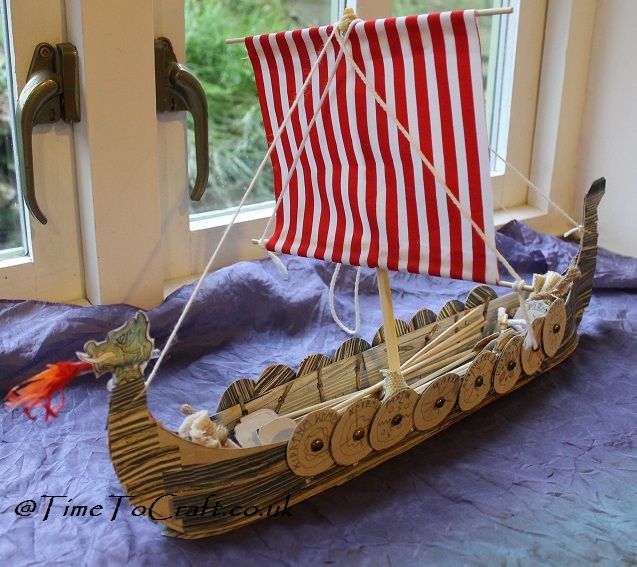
[0,0,495,247]
[0,14,20,250]
[185,0,327,214]
[185,0,492,215]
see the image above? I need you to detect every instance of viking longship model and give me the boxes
[6,7,605,539]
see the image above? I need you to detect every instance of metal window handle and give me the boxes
[154,37,209,201]
[16,43,80,225]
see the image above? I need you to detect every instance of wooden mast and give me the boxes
[376,268,403,378]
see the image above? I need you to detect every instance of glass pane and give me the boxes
[186,0,334,216]
[392,0,512,161]
[0,7,26,259]
[392,0,497,133]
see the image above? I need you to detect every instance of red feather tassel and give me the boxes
[4,361,92,421]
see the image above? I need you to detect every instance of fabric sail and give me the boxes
[245,10,499,284]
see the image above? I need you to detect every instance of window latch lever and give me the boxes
[16,42,81,225]
[154,37,209,202]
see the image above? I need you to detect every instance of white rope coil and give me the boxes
[328,264,362,335]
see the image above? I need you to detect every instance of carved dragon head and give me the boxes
[77,312,154,377]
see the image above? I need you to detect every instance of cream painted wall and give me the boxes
[577,0,637,257]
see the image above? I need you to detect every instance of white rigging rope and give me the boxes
[328,264,362,335]
[143,21,352,391]
[257,22,359,250]
[489,147,585,237]
[331,23,538,345]
[146,13,564,391]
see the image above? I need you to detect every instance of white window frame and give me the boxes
[157,0,346,290]
[0,0,85,303]
[356,0,546,218]
[167,0,597,285]
[0,0,597,307]
[160,0,547,286]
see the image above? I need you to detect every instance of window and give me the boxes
[2,0,589,307]
[172,0,538,287]
[185,0,511,219]
[185,0,335,219]
[0,10,26,261]
[0,0,84,302]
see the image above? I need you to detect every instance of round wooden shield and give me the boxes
[330,398,380,466]
[286,409,340,477]
[458,351,496,411]
[413,372,460,431]
[493,334,523,394]
[542,298,567,357]
[520,317,545,375]
[369,388,418,451]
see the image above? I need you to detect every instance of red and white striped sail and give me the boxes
[245,10,499,284]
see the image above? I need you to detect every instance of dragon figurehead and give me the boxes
[77,312,155,377]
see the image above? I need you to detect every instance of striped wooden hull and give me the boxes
[107,179,605,538]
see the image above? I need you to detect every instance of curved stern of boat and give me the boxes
[570,178,606,326]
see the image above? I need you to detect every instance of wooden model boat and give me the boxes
[5,8,607,539]
[70,178,603,539]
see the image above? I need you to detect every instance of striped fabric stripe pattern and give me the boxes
[245,10,499,284]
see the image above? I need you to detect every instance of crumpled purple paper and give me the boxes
[1,222,636,565]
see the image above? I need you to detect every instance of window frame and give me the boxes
[169,0,549,282]
[158,0,347,283]
[0,0,85,303]
[163,0,599,294]
[0,0,597,306]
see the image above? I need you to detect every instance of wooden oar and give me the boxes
[401,308,484,370]
[411,355,474,393]
[401,333,479,377]
[402,316,485,369]
[284,346,476,419]
[280,318,486,420]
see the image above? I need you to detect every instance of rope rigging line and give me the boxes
[257,20,360,250]
[331,24,538,346]
[329,264,362,335]
[143,21,350,391]
[253,19,363,333]
[331,28,522,285]
[146,12,552,391]
[489,147,586,236]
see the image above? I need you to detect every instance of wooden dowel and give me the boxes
[225,7,513,45]
[376,269,402,374]
[401,316,484,370]
[497,280,533,292]
[281,390,351,419]
[404,330,478,370]
[283,345,474,420]
[412,355,474,392]
[408,351,472,384]
[329,348,466,413]
[402,334,478,376]
[475,6,514,17]
[402,308,483,370]
[332,382,382,412]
